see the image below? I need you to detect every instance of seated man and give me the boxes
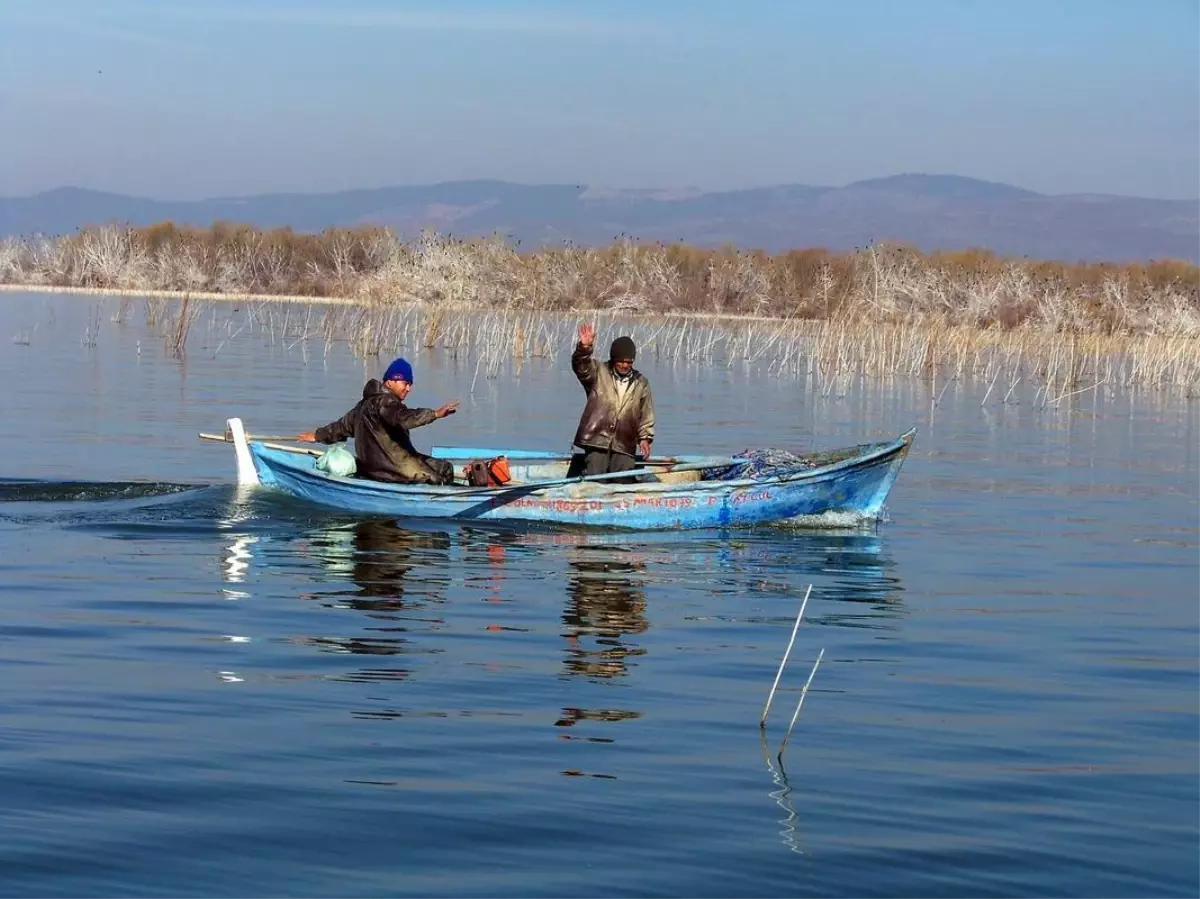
[570,323,655,482]
[295,357,460,485]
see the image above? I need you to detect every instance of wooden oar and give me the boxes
[487,457,736,493]
[429,446,687,466]
[260,441,323,457]
[199,430,305,443]
[198,432,322,457]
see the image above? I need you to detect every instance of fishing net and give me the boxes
[702,448,819,481]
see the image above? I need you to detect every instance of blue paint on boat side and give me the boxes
[242,429,916,530]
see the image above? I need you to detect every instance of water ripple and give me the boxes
[0,292,1195,897]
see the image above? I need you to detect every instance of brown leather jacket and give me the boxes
[314,379,451,484]
[571,342,655,457]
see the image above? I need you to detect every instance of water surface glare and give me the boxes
[0,292,1196,897]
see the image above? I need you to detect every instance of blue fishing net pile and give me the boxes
[702,448,819,481]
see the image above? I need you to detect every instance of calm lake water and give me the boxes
[1,291,1197,898]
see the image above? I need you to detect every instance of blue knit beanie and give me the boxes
[383,357,414,384]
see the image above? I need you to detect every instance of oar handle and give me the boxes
[199,432,322,457]
[199,431,305,443]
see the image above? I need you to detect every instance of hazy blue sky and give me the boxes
[1,0,1197,199]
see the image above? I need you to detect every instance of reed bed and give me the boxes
[4,223,1197,396]
[171,298,1199,401]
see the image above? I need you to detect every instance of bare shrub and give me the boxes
[2,224,1197,344]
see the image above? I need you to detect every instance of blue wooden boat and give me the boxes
[213,417,915,530]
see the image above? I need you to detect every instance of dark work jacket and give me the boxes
[571,343,655,457]
[314,379,448,484]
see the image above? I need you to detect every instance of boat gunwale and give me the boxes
[250,427,917,499]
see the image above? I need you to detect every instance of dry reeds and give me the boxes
[211,301,1200,397]
[2,223,1197,394]
[2,223,1196,332]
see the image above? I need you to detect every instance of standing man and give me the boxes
[570,323,655,479]
[296,356,459,485]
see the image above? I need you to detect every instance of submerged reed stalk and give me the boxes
[777,648,825,760]
[761,584,813,728]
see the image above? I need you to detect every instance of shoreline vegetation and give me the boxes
[3,222,1198,396]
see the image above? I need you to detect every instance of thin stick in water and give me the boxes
[760,584,812,728]
[777,647,825,758]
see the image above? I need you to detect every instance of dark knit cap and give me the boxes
[610,336,636,361]
[383,357,414,384]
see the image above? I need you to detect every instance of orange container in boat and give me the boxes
[488,456,511,486]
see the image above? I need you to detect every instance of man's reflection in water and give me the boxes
[346,518,451,614]
[553,542,648,778]
[561,545,649,681]
[300,518,451,664]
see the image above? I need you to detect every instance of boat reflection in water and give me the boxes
[297,519,453,675]
[215,509,904,798]
[330,518,452,614]
[220,533,257,599]
[216,513,456,685]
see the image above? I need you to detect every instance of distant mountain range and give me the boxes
[1,174,1196,263]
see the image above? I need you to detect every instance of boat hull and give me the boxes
[243,429,916,530]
